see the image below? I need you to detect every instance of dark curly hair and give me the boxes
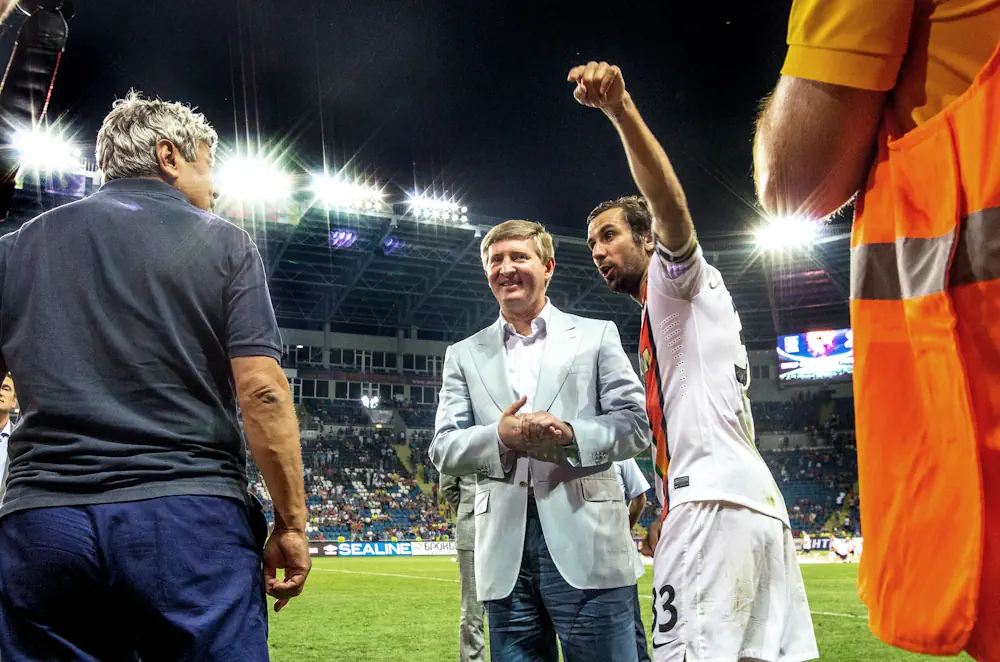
[586,195,651,245]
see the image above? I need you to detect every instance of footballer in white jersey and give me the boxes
[569,61,818,662]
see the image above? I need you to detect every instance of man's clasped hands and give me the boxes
[497,395,575,461]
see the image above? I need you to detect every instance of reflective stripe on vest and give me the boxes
[851,206,1000,300]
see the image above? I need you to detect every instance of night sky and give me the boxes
[11,0,793,235]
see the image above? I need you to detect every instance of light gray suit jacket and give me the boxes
[440,472,476,551]
[430,306,650,602]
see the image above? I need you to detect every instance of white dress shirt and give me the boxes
[502,299,552,414]
[498,298,552,485]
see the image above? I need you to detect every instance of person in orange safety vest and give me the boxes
[753,2,1000,660]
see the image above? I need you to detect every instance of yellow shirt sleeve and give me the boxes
[781,0,916,91]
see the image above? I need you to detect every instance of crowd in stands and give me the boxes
[248,426,454,543]
[408,430,439,485]
[752,390,828,432]
[635,442,860,536]
[302,399,369,426]
[251,387,863,543]
[399,403,436,428]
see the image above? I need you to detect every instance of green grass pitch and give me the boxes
[266,557,972,661]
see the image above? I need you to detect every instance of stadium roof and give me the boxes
[226,201,852,352]
[4,178,851,353]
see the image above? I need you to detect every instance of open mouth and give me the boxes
[599,264,615,281]
[498,281,522,290]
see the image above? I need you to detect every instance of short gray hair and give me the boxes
[96,91,218,182]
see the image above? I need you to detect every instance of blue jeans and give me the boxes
[0,495,269,662]
[485,498,638,662]
[631,583,651,662]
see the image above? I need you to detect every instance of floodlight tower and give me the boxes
[0,0,76,220]
[215,157,293,204]
[755,215,819,339]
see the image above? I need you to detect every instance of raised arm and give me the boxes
[753,76,886,220]
[752,0,912,219]
[568,62,693,253]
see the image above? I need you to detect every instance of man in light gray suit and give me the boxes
[430,219,650,662]
[441,472,485,662]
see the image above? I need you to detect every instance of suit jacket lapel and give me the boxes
[533,306,581,413]
[472,318,516,412]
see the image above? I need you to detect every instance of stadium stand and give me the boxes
[399,404,436,429]
[752,391,827,433]
[407,429,438,486]
[249,383,864,543]
[634,393,860,537]
[248,427,455,543]
[301,399,370,426]
[262,384,862,545]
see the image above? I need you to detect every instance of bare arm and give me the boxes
[628,492,646,529]
[569,62,693,253]
[232,356,307,531]
[753,75,886,220]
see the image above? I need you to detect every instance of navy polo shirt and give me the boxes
[0,178,282,517]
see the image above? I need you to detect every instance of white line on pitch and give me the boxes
[810,610,867,620]
[313,567,868,620]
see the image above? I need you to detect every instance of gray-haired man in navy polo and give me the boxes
[0,93,310,661]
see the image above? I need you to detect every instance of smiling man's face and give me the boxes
[485,237,553,317]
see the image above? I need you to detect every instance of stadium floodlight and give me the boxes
[13,127,82,173]
[329,229,358,249]
[382,236,404,255]
[407,192,466,222]
[755,215,817,251]
[216,157,292,203]
[311,173,383,212]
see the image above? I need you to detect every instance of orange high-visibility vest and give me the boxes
[851,38,1000,660]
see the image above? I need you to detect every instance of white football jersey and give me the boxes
[640,239,789,526]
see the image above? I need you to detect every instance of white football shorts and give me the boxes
[650,501,819,662]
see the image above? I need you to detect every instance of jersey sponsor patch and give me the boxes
[673,476,690,489]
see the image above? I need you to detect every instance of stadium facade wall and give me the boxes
[279,327,453,358]
[282,330,861,407]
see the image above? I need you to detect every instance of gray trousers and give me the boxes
[458,549,486,662]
